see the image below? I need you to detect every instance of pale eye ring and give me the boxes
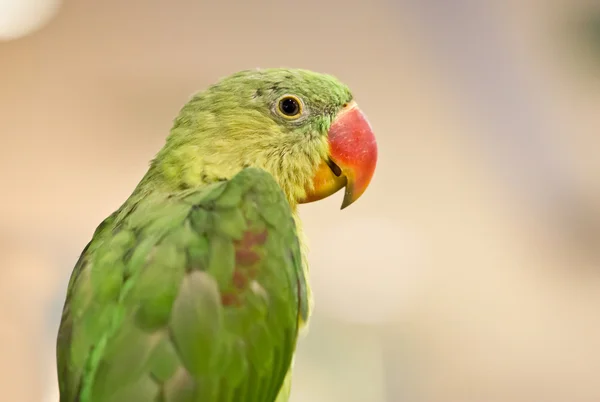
[276,95,303,118]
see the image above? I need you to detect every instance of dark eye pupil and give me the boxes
[280,98,300,116]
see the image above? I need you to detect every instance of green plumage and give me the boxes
[57,168,307,402]
[57,68,356,402]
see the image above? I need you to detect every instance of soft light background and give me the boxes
[2,0,600,401]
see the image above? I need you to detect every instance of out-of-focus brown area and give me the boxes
[2,0,600,401]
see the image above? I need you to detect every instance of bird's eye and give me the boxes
[276,95,303,118]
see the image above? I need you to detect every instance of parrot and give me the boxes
[56,68,378,402]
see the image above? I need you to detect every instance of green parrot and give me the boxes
[56,68,378,402]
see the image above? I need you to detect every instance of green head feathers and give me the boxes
[141,68,376,209]
[147,68,353,204]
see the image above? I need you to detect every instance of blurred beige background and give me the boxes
[2,0,600,401]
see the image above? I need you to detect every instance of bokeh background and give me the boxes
[3,0,600,401]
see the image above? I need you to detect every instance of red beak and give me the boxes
[299,102,378,209]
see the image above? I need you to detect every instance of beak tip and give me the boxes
[340,185,358,210]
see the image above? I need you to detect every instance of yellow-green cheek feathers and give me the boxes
[154,128,330,211]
